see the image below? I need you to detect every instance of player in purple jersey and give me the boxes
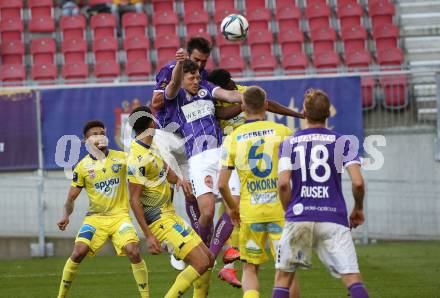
[272,89,369,298]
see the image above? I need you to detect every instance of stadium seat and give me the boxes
[184,0,205,13]
[29,16,55,33]
[0,0,22,20]
[251,54,277,74]
[361,77,376,109]
[305,2,331,31]
[373,24,399,52]
[184,10,210,36]
[216,35,242,57]
[151,0,174,13]
[0,64,25,85]
[31,63,57,83]
[246,8,272,31]
[275,0,297,9]
[337,2,363,30]
[60,15,86,40]
[124,35,150,62]
[248,29,273,56]
[276,5,301,31]
[152,10,178,36]
[122,12,147,38]
[94,60,120,80]
[126,59,152,79]
[220,55,245,75]
[310,27,337,54]
[369,0,395,28]
[313,51,340,73]
[155,34,181,66]
[62,62,88,82]
[380,74,408,109]
[28,0,53,18]
[345,50,371,70]
[89,0,113,4]
[336,0,358,5]
[214,8,240,26]
[91,13,116,38]
[341,25,368,53]
[0,40,24,65]
[377,47,404,69]
[62,38,87,64]
[282,52,308,74]
[245,0,266,10]
[214,0,235,11]
[30,38,56,65]
[0,18,23,41]
[93,37,118,62]
[278,27,304,55]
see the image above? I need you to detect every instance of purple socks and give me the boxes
[198,222,213,247]
[272,287,290,298]
[348,283,369,298]
[209,212,234,257]
[185,198,200,234]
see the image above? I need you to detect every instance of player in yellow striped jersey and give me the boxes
[57,120,153,298]
[218,86,300,298]
[206,69,304,289]
[127,106,215,298]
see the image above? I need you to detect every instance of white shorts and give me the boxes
[188,148,221,198]
[276,221,360,278]
[229,168,240,197]
[153,129,188,178]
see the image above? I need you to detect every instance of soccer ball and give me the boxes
[220,14,249,41]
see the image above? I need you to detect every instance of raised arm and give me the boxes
[346,163,365,228]
[267,99,305,118]
[165,49,186,100]
[57,186,82,231]
[213,88,243,104]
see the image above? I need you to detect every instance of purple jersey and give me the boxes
[279,127,361,227]
[154,61,209,128]
[164,84,223,158]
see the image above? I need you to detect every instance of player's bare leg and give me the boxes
[272,270,300,298]
[242,263,260,297]
[57,242,89,298]
[341,273,369,298]
[124,243,149,298]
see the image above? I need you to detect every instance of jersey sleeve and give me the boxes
[71,163,85,188]
[153,66,172,92]
[278,138,294,173]
[220,134,236,169]
[127,154,148,186]
[342,136,361,167]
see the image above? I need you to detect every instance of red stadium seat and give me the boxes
[313,51,340,73]
[214,0,235,11]
[0,0,23,20]
[155,34,180,66]
[0,18,23,41]
[275,0,297,9]
[0,64,25,84]
[341,25,367,53]
[94,60,120,80]
[89,0,113,4]
[151,0,174,13]
[0,40,24,65]
[246,8,271,31]
[91,13,116,38]
[248,29,273,56]
[93,37,118,62]
[62,62,88,82]
[337,2,363,30]
[345,50,371,70]
[184,10,210,36]
[380,74,408,109]
[122,12,147,38]
[310,27,336,54]
[31,63,57,83]
[30,38,56,65]
[152,10,178,36]
[214,8,240,26]
[29,0,53,18]
[336,0,358,5]
[278,27,304,55]
[373,24,399,52]
[60,15,86,40]
[276,5,301,31]
[216,35,242,57]
[377,47,404,69]
[369,0,395,28]
[62,38,87,64]
[29,16,55,33]
[220,55,245,75]
[282,52,308,74]
[184,0,205,13]
[361,77,376,109]
[126,59,152,79]
[245,0,266,10]
[124,35,150,62]
[305,2,331,31]
[251,54,277,74]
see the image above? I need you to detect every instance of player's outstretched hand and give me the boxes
[146,234,161,255]
[176,178,193,198]
[349,208,365,229]
[229,207,240,226]
[57,216,70,231]
[175,48,187,62]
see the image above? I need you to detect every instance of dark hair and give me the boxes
[206,69,232,89]
[129,106,153,135]
[183,59,200,74]
[243,86,267,113]
[83,120,105,136]
[186,37,211,55]
[303,89,331,123]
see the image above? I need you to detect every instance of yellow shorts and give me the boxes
[75,214,139,256]
[240,220,284,265]
[150,213,202,260]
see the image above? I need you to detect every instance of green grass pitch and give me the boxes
[0,241,439,297]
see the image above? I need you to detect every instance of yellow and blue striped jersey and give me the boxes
[221,120,292,223]
[127,140,175,223]
[216,84,247,135]
[71,149,129,215]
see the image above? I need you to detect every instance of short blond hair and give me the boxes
[303,89,331,123]
[243,86,266,113]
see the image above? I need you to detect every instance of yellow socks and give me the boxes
[57,258,79,298]
[131,260,149,298]
[193,268,212,298]
[165,265,200,298]
[243,290,260,298]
